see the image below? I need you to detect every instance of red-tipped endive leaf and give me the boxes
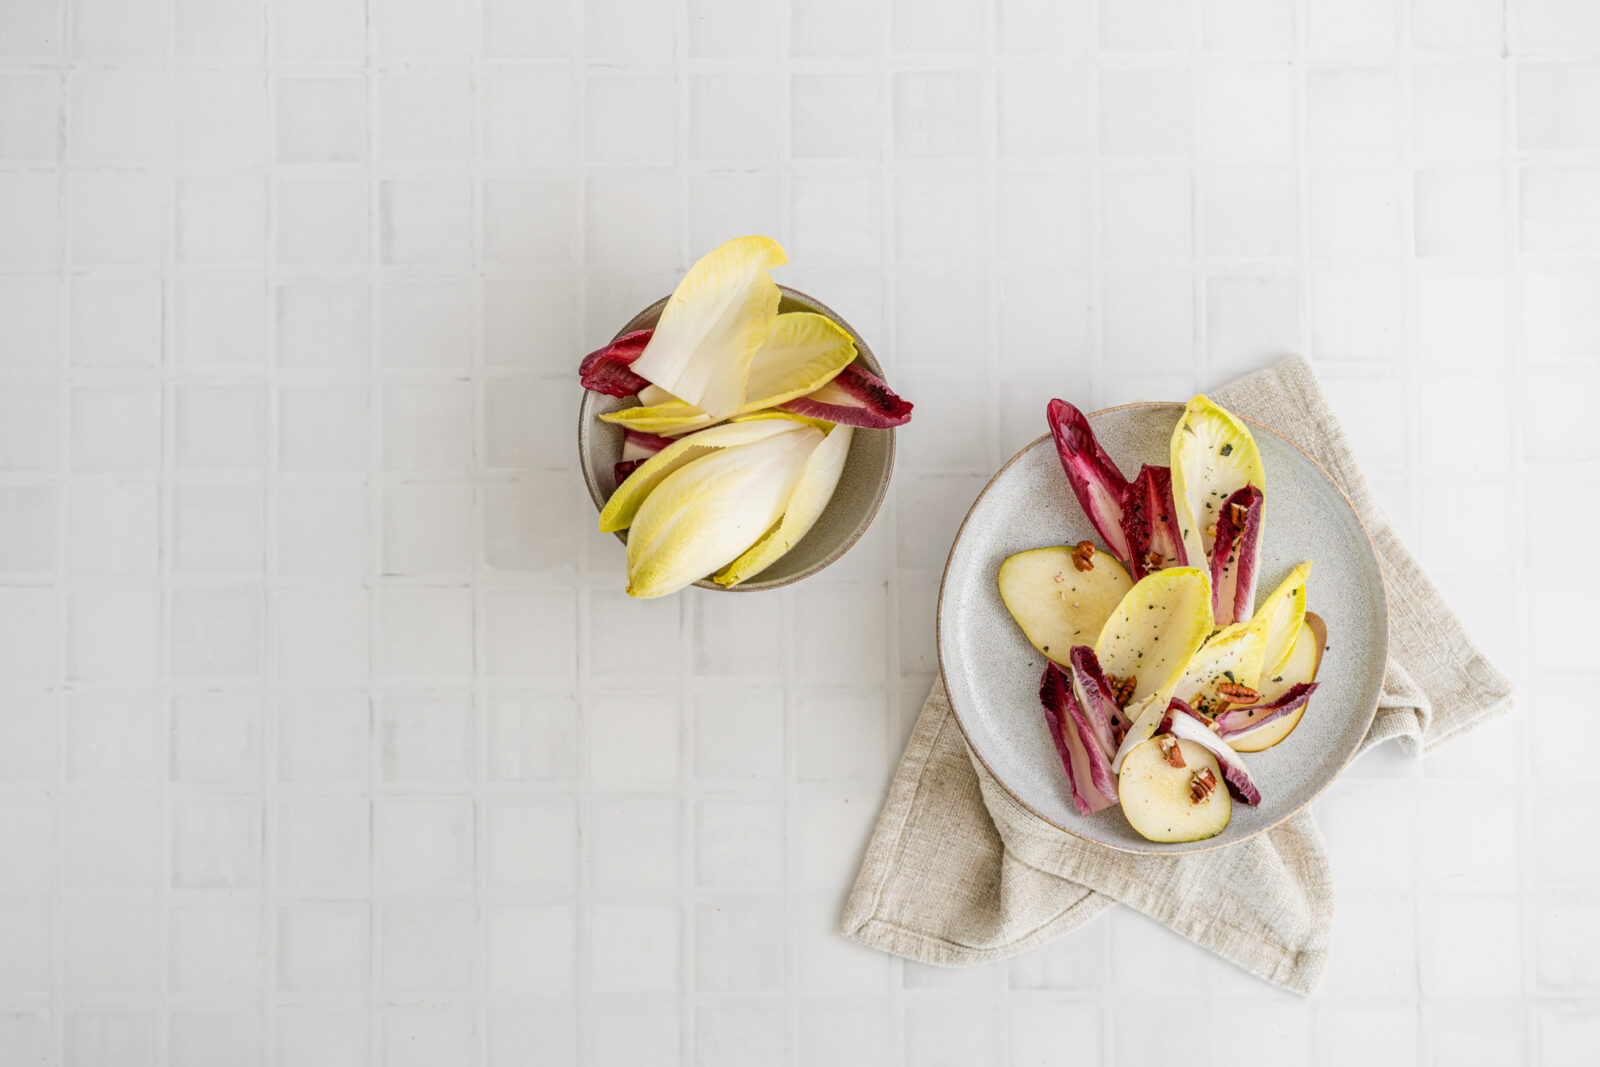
[614,430,674,485]
[1158,698,1262,805]
[1047,399,1132,563]
[1210,484,1263,627]
[579,329,653,397]
[1066,645,1121,755]
[1120,464,1187,580]
[1040,663,1119,815]
[777,363,913,428]
[1215,682,1319,744]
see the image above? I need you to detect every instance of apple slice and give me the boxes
[1226,612,1325,752]
[997,546,1133,666]
[1118,737,1231,843]
[1093,566,1214,708]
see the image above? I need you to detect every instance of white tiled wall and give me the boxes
[0,0,1593,1063]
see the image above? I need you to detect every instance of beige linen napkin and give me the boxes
[840,356,1514,993]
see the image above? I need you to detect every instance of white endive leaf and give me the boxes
[601,311,855,436]
[714,424,853,586]
[630,236,786,420]
[598,418,808,533]
[626,428,824,599]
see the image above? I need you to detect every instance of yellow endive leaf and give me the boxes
[596,404,716,436]
[601,312,854,436]
[742,312,856,408]
[626,428,823,598]
[1170,619,1267,707]
[1170,394,1266,572]
[597,418,806,533]
[630,236,786,420]
[1093,567,1214,706]
[714,425,853,587]
[1252,560,1311,679]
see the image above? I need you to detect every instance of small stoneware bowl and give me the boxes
[577,285,897,592]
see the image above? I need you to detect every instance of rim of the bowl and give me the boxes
[935,400,1391,856]
[576,284,897,592]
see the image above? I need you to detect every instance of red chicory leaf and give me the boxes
[1210,484,1263,627]
[1120,464,1188,580]
[1047,399,1132,564]
[580,328,654,397]
[1040,662,1119,815]
[1158,698,1262,806]
[777,363,913,428]
[1215,682,1319,744]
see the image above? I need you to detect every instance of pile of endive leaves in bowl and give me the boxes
[577,236,913,599]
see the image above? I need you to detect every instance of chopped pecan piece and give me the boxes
[1216,681,1258,704]
[1159,734,1185,768]
[1189,767,1217,804]
[1070,540,1096,572]
[1106,673,1137,709]
[1143,550,1164,573]
[1227,501,1250,528]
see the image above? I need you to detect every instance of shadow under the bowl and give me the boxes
[576,286,897,592]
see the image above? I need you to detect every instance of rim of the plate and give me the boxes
[575,284,898,592]
[934,400,1391,856]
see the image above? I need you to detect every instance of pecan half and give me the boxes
[1107,673,1137,709]
[1070,540,1096,572]
[1159,734,1185,768]
[1189,767,1217,804]
[1216,681,1258,704]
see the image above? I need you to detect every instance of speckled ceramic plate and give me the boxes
[937,402,1388,855]
[578,286,897,592]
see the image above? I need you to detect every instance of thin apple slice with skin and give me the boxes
[1158,700,1262,805]
[1228,613,1325,752]
[1047,399,1133,563]
[1040,663,1119,815]
[997,546,1133,667]
[579,329,653,397]
[629,236,786,419]
[1120,464,1187,580]
[1119,737,1231,843]
[1210,484,1263,627]
[778,363,913,428]
[1093,566,1214,707]
[712,424,853,587]
[1254,561,1312,680]
[1170,394,1266,574]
